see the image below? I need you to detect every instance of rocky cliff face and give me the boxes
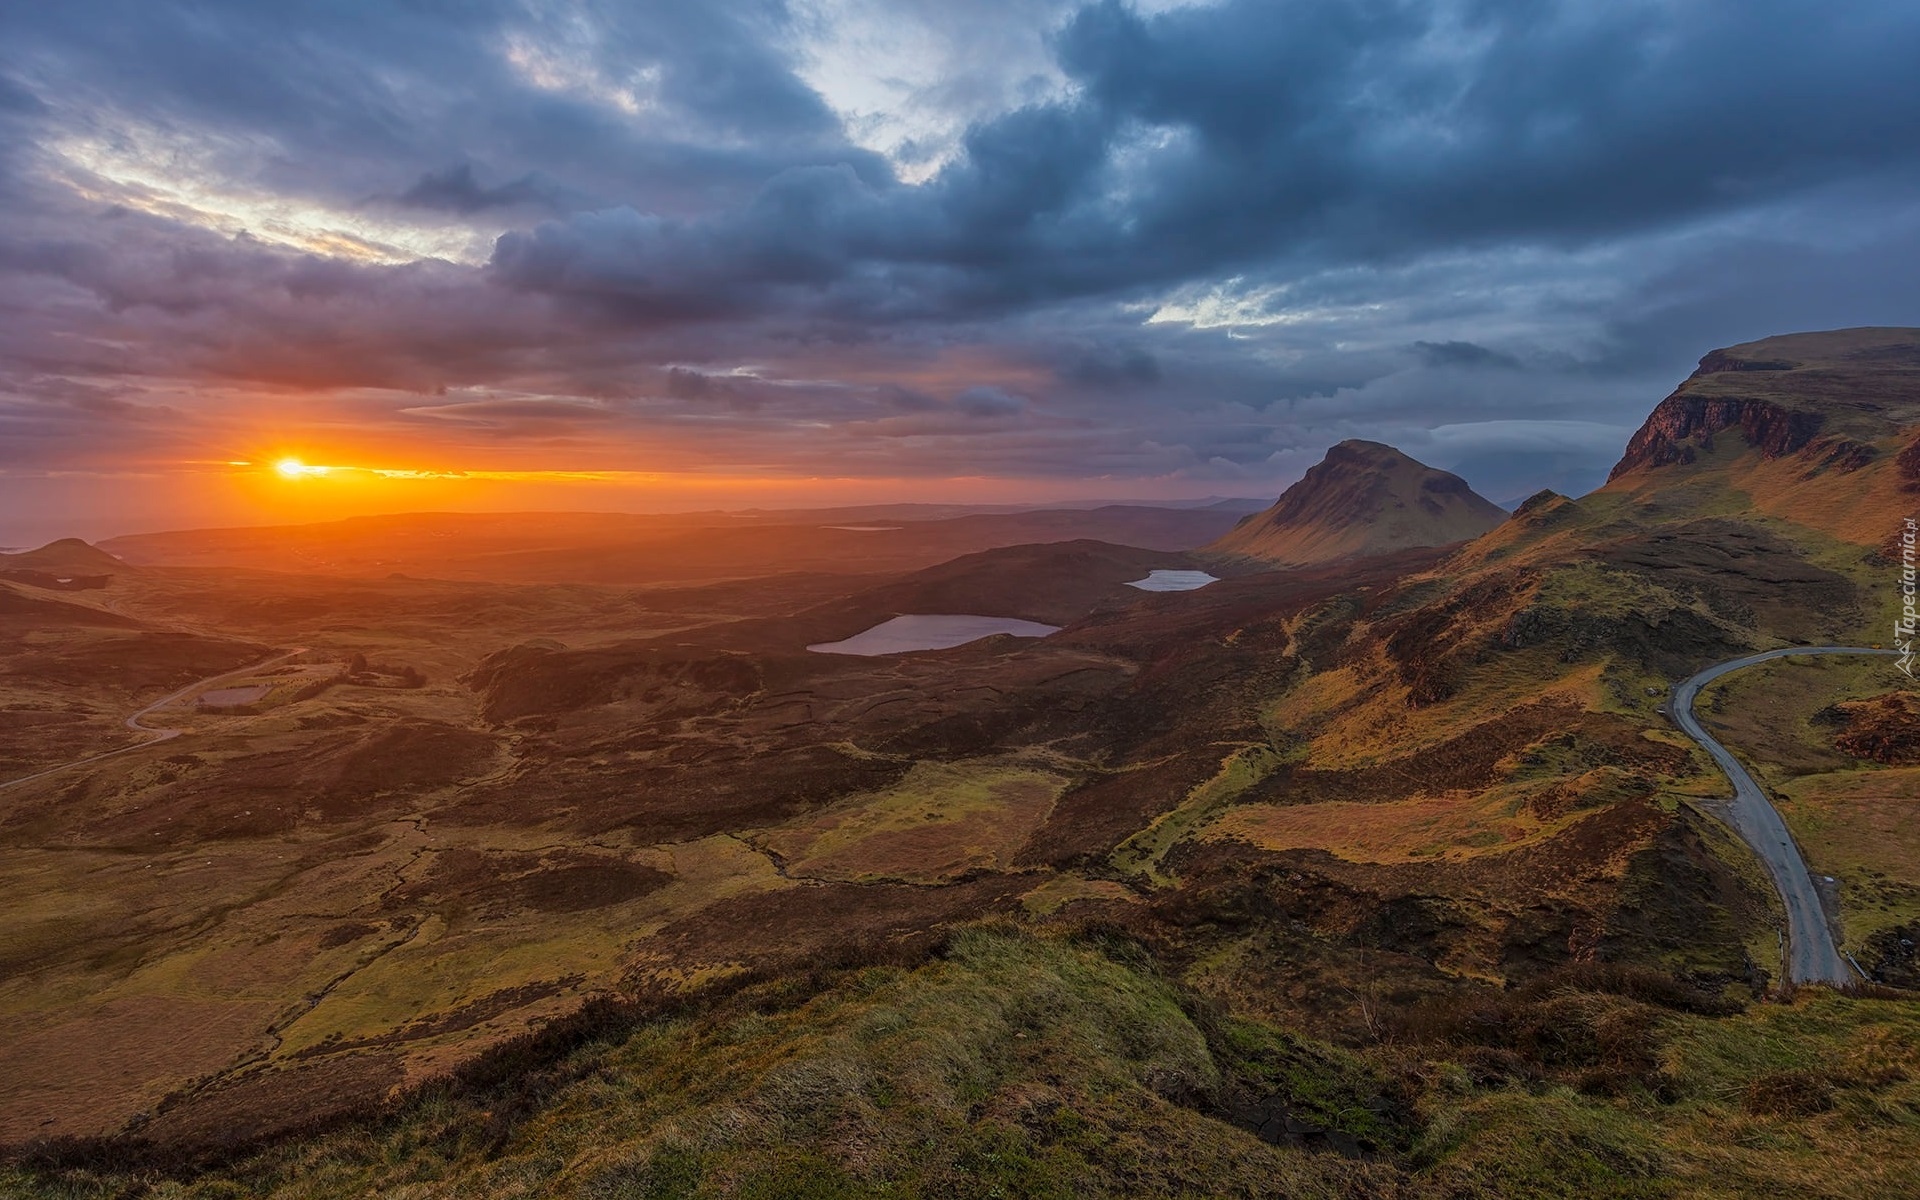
[1208,440,1505,567]
[1608,393,1828,479]
[1608,328,1920,481]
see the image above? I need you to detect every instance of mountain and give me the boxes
[1611,327,1920,478]
[1603,327,1920,551]
[1205,439,1507,566]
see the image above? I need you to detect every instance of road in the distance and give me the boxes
[1670,646,1902,986]
[0,648,306,792]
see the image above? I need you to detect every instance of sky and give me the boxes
[2,0,1919,543]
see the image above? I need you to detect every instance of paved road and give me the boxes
[1670,645,1902,985]
[0,648,305,792]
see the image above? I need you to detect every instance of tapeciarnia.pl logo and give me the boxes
[1899,516,1917,679]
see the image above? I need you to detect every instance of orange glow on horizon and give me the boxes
[242,454,938,491]
[157,451,1214,535]
[13,455,1238,544]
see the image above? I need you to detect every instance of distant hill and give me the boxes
[1205,440,1506,567]
[0,537,130,578]
[99,506,1251,585]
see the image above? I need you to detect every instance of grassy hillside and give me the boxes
[10,926,1919,1199]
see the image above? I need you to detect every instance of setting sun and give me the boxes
[274,457,329,479]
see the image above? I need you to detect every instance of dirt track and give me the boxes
[0,647,305,792]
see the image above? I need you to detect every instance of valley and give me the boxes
[3,329,1918,1198]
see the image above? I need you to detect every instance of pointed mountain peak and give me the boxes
[1207,441,1505,567]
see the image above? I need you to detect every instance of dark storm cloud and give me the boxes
[1060,347,1161,387]
[492,0,1920,326]
[1,0,890,217]
[1412,341,1522,371]
[391,165,570,215]
[0,0,1918,507]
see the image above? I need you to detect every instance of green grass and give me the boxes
[753,759,1066,884]
[7,927,1404,1199]
[14,927,1920,1200]
[1107,745,1282,885]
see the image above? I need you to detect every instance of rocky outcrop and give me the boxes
[1610,329,1920,481]
[1608,393,1825,480]
[1695,350,1797,375]
[1796,435,1877,475]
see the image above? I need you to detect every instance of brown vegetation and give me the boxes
[1827,692,1920,764]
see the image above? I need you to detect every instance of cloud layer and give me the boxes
[3,0,1919,534]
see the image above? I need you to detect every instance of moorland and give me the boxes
[3,328,1918,1198]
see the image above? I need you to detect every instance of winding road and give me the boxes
[0,648,305,792]
[1670,646,1902,985]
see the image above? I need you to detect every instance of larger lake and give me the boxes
[807,614,1062,656]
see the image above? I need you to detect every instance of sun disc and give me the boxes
[273,457,332,479]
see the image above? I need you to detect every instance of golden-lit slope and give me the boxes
[1604,326,1920,549]
[1207,440,1506,567]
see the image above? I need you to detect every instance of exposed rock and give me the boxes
[1608,328,1920,480]
[1797,435,1877,475]
[1609,393,1826,479]
[1696,350,1797,374]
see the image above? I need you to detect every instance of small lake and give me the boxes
[808,614,1062,656]
[1124,570,1219,592]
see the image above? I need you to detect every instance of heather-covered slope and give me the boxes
[1208,440,1506,567]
